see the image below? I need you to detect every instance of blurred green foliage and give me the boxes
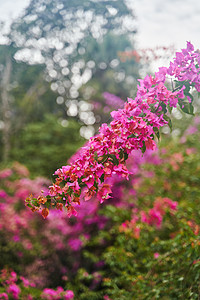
[9,114,84,178]
[0,0,140,171]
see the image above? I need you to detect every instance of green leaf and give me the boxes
[100,174,105,183]
[188,93,194,102]
[139,112,145,117]
[178,101,194,115]
[153,127,160,140]
[163,115,172,132]
[167,104,173,114]
[93,180,98,191]
[109,154,119,166]
[119,149,124,159]
[124,152,128,161]
[78,177,82,185]
[184,83,190,94]
[94,151,98,161]
[31,199,40,207]
[101,154,109,164]
[141,141,146,154]
[128,134,135,139]
[160,103,167,114]
[185,92,194,103]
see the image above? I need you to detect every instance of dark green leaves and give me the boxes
[141,141,146,154]
[109,154,119,166]
[153,127,160,140]
[163,115,172,132]
[178,100,194,115]
[124,152,129,161]
[175,80,194,115]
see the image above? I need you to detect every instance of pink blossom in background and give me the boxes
[41,287,74,300]
[103,295,112,300]
[186,148,196,155]
[20,276,35,288]
[0,293,9,300]
[154,252,160,259]
[68,238,82,251]
[140,197,178,228]
[0,168,12,179]
[103,92,124,109]
[0,190,7,198]
[7,284,21,299]
[64,290,74,299]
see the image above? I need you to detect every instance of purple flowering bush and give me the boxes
[0,268,74,299]
[0,162,106,288]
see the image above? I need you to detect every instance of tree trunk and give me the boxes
[1,55,12,162]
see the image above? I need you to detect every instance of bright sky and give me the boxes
[0,0,30,29]
[133,0,200,51]
[0,0,199,51]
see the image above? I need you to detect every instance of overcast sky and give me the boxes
[0,0,199,51]
[133,0,200,50]
[0,0,30,26]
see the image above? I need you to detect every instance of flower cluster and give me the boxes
[0,163,50,242]
[26,42,200,218]
[0,269,74,300]
[41,288,74,300]
[140,197,178,228]
[119,197,178,237]
[0,269,34,300]
[0,163,108,286]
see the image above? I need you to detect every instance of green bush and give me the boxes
[10,114,84,178]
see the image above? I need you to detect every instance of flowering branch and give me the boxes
[26,42,200,219]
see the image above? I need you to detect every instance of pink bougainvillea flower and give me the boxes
[0,293,9,300]
[7,284,21,300]
[25,42,200,218]
[64,290,74,299]
[66,205,78,218]
[154,252,160,259]
[97,184,112,203]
